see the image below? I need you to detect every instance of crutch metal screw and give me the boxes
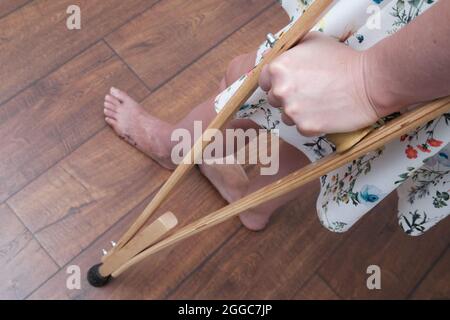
[266,33,277,48]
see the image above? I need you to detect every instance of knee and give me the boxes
[225,52,256,87]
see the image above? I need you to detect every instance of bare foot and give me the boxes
[104,87,176,170]
[199,163,273,231]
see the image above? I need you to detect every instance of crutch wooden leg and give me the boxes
[108,97,450,278]
[86,0,342,286]
[108,0,336,254]
[87,212,178,287]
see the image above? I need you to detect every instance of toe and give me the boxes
[105,94,121,106]
[104,101,118,111]
[239,211,269,232]
[104,108,117,119]
[110,87,131,104]
[105,117,117,127]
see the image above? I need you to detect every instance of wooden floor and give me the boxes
[0,0,448,300]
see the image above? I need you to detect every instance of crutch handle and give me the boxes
[326,126,374,153]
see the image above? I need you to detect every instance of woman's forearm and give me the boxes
[364,1,450,117]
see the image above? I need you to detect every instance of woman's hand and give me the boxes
[259,32,379,136]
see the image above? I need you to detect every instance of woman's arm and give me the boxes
[365,0,450,117]
[258,1,450,136]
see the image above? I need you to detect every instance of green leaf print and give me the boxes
[400,210,428,235]
[390,0,431,33]
[396,167,450,204]
[329,221,348,233]
[321,149,383,212]
[433,191,449,208]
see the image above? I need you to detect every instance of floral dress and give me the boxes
[214,0,449,236]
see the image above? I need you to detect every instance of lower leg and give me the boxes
[201,141,311,231]
[240,148,311,231]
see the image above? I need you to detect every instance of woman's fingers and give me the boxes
[260,57,293,109]
[281,111,295,126]
[297,126,321,138]
[258,64,272,92]
[266,89,284,108]
[261,65,283,108]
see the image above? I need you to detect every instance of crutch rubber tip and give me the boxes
[87,264,111,287]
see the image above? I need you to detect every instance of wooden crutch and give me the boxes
[89,97,450,285]
[87,0,337,287]
[87,0,450,286]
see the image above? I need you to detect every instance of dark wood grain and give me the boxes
[8,129,169,266]
[292,276,339,300]
[28,167,239,299]
[0,42,149,203]
[168,183,344,300]
[105,0,273,90]
[0,204,58,299]
[0,0,30,18]
[139,4,288,123]
[411,248,450,299]
[318,193,450,299]
[0,0,157,105]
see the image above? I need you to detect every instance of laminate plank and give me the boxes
[105,0,273,90]
[318,193,450,299]
[0,42,149,203]
[0,204,58,299]
[168,182,346,300]
[0,0,157,105]
[411,248,450,299]
[292,275,339,300]
[0,0,30,19]
[139,5,288,123]
[29,168,238,299]
[8,129,169,266]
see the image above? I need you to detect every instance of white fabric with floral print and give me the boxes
[214,0,449,236]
